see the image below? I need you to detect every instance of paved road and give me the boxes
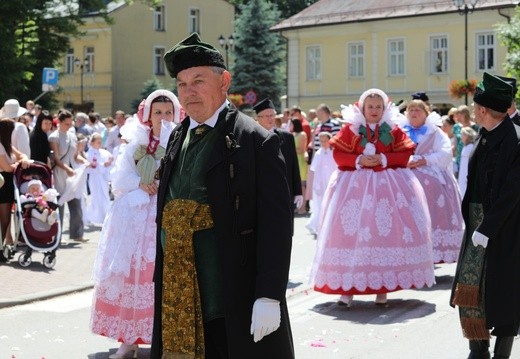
[1,214,519,358]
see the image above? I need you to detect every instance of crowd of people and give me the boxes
[1,32,520,359]
[0,98,130,249]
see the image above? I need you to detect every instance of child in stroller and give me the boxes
[20,179,59,226]
[2,161,62,268]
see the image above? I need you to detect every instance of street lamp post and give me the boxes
[218,34,234,68]
[74,57,89,104]
[453,0,478,105]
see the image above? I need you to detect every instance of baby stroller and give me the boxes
[5,161,61,268]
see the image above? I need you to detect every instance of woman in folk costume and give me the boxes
[403,100,465,264]
[85,133,113,225]
[90,90,181,358]
[310,88,435,307]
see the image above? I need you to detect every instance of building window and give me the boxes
[476,33,495,71]
[154,47,166,75]
[85,47,94,73]
[154,5,165,31]
[65,48,75,74]
[388,39,405,76]
[189,8,200,34]
[348,42,364,78]
[306,46,321,80]
[431,35,448,74]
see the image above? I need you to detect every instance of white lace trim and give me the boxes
[431,228,464,263]
[313,267,435,292]
[95,281,154,310]
[91,310,153,344]
[317,244,434,267]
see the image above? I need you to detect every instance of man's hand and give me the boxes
[250,298,281,343]
[294,195,304,209]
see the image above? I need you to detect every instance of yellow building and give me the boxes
[57,0,235,116]
[272,0,518,113]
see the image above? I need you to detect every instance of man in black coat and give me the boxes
[450,72,520,359]
[497,75,520,126]
[253,97,303,230]
[151,33,294,359]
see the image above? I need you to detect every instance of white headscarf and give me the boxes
[120,89,183,146]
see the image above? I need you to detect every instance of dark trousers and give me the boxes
[204,318,228,359]
[58,198,83,239]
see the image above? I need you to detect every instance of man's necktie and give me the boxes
[193,124,210,136]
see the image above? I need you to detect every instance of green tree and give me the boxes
[230,0,285,110]
[0,0,159,110]
[497,7,520,100]
[227,0,318,19]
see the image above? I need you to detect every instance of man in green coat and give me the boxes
[151,33,294,359]
[451,72,520,359]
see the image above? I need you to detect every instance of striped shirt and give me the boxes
[313,118,341,150]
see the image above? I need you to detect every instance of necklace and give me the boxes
[365,124,379,144]
[146,130,160,155]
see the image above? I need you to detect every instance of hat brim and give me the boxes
[0,106,27,119]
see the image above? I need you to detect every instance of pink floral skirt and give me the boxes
[413,169,464,264]
[90,194,157,344]
[311,168,435,295]
[90,263,154,344]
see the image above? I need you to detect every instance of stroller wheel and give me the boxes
[18,253,32,267]
[43,254,56,269]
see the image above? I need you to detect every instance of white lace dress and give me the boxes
[311,106,435,296]
[404,121,465,263]
[90,119,172,344]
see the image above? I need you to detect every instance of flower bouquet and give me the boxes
[228,93,244,107]
[448,79,478,99]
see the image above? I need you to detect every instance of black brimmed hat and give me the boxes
[252,98,275,114]
[164,33,226,78]
[473,72,513,113]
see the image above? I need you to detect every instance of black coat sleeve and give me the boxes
[254,132,293,301]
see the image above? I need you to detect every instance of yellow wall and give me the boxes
[57,0,234,116]
[281,7,514,113]
[111,0,234,114]
[58,18,113,114]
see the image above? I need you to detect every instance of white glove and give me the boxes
[472,231,489,248]
[294,195,304,209]
[250,297,281,343]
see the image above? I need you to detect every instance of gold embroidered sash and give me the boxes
[161,199,214,359]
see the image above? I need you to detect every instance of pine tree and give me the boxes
[230,0,286,111]
[227,0,318,19]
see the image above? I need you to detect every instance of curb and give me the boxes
[1,282,313,309]
[0,281,94,309]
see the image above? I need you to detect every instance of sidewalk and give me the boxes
[0,213,316,308]
[0,221,102,308]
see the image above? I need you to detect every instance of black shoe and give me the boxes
[468,340,490,359]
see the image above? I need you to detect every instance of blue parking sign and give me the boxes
[42,67,58,91]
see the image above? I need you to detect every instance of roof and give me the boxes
[271,0,519,31]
